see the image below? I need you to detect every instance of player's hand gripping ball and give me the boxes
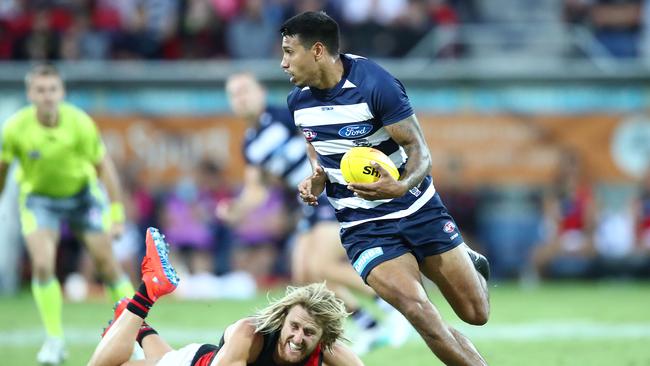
[340,147,399,183]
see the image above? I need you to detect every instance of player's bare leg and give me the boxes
[531,238,563,278]
[90,310,146,366]
[89,228,179,366]
[291,231,311,285]
[367,253,487,366]
[92,310,172,366]
[25,229,60,282]
[308,222,375,296]
[420,243,490,326]
[294,223,373,298]
[84,231,135,302]
[83,232,123,283]
[293,230,364,308]
[293,224,389,352]
[139,333,173,360]
[26,229,68,365]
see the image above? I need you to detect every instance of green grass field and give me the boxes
[2,281,649,365]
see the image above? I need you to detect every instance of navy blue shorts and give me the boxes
[340,192,464,282]
[296,195,338,232]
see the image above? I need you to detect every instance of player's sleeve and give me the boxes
[76,109,106,164]
[369,70,414,126]
[0,119,17,164]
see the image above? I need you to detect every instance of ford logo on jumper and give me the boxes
[338,124,372,138]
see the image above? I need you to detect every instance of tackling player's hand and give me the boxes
[298,166,327,206]
[347,162,407,200]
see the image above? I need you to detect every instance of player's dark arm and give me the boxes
[384,114,432,193]
[0,161,8,196]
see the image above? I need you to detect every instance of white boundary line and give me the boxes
[2,322,650,347]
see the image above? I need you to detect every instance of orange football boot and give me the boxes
[141,227,180,302]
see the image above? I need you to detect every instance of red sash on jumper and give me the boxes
[194,350,217,366]
[304,344,322,366]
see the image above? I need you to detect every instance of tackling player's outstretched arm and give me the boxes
[212,320,258,366]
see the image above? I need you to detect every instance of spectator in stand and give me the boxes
[14,8,61,60]
[427,0,461,58]
[632,166,650,277]
[0,19,14,58]
[589,0,642,58]
[177,0,224,58]
[340,0,407,26]
[528,151,598,280]
[0,0,464,60]
[160,163,220,276]
[112,0,179,59]
[226,0,278,59]
[60,10,111,60]
[228,182,291,284]
[437,156,483,253]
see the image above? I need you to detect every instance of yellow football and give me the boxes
[340,147,400,184]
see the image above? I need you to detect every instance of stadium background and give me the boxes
[1,0,650,365]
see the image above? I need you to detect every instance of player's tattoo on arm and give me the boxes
[384,114,432,190]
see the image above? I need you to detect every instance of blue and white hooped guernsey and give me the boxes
[287,54,436,229]
[243,106,313,189]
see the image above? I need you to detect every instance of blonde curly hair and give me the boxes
[252,282,349,351]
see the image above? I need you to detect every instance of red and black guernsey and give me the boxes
[190,330,323,366]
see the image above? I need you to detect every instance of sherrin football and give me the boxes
[340,147,400,184]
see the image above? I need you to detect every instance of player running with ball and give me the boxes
[282,11,491,366]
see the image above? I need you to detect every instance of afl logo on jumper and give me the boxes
[302,128,317,141]
[443,221,456,233]
[338,124,373,138]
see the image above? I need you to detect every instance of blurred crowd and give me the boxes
[0,0,463,60]
[437,156,650,285]
[0,0,647,61]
